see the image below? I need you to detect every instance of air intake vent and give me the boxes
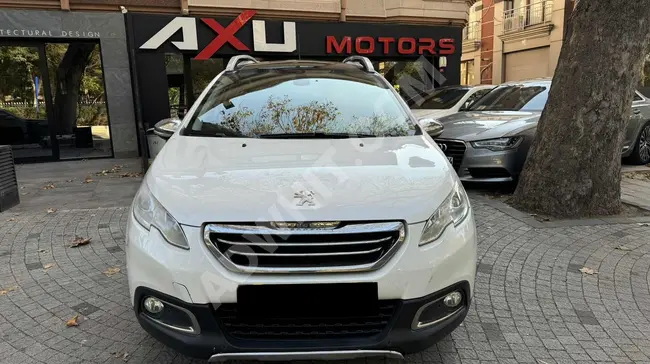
[0,146,19,212]
[216,300,398,340]
[203,221,405,273]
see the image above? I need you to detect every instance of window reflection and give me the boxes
[470,85,548,111]
[188,68,416,138]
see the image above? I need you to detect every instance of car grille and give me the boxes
[435,140,466,171]
[203,221,405,273]
[215,301,398,340]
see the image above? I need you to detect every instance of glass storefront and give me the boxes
[0,40,112,162]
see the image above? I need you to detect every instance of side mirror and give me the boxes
[458,101,472,111]
[154,117,181,139]
[420,118,444,138]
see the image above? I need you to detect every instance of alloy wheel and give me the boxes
[640,125,650,163]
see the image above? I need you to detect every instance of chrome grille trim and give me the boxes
[209,221,403,235]
[230,247,383,257]
[203,222,406,274]
[214,235,393,247]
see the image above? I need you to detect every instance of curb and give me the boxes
[470,193,650,228]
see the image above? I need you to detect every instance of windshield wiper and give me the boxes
[258,132,377,139]
[180,128,238,137]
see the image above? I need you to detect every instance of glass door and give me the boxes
[0,43,57,162]
[46,42,112,160]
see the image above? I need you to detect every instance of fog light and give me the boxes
[443,291,463,308]
[144,297,164,314]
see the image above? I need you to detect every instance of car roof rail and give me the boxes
[225,55,259,71]
[342,56,375,72]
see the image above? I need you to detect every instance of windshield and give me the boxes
[185,66,418,138]
[469,84,549,111]
[407,87,469,110]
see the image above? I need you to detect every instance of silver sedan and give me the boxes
[431,78,650,183]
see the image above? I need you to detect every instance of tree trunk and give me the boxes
[54,44,95,135]
[511,0,650,218]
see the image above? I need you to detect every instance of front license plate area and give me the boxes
[447,156,454,164]
[237,283,379,318]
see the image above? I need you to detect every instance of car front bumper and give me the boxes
[126,207,477,359]
[134,282,471,360]
[436,138,528,183]
[438,138,635,183]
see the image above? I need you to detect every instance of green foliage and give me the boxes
[77,105,108,126]
[0,43,106,126]
[1,105,47,119]
[0,46,40,101]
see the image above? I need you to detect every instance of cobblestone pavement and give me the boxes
[2,166,650,363]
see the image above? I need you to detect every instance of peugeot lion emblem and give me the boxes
[294,190,316,206]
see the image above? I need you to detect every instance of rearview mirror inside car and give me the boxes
[420,118,444,138]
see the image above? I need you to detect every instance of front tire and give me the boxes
[627,121,650,165]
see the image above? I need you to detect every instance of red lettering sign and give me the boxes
[195,10,256,60]
[355,36,375,54]
[327,36,352,54]
[325,36,456,56]
[418,38,436,55]
[439,38,456,55]
[378,37,395,54]
[397,38,416,54]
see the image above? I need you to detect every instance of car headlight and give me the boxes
[132,183,189,249]
[419,181,470,246]
[470,136,523,151]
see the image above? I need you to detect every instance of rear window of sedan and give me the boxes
[469,84,549,112]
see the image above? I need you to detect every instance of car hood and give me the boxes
[436,111,541,141]
[410,109,456,120]
[145,135,456,226]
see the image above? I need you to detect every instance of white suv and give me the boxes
[126,55,477,362]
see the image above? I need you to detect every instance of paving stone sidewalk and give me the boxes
[1,159,650,363]
[621,165,650,211]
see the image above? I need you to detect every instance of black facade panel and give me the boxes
[136,52,172,129]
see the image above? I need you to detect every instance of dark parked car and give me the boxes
[432,78,650,182]
[0,109,49,145]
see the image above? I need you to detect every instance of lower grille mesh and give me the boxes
[215,301,398,340]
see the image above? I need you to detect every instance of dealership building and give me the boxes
[0,0,476,163]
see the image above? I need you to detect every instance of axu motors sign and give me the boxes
[137,10,459,59]
[140,10,297,60]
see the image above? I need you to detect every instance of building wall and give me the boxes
[0,0,479,23]
[462,0,571,84]
[480,0,495,84]
[188,0,475,25]
[0,0,181,12]
[69,0,180,13]
[495,0,567,82]
[461,2,483,85]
